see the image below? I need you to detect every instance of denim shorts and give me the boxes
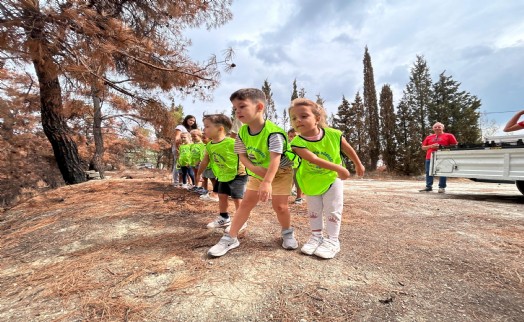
[213,175,248,199]
[203,168,216,179]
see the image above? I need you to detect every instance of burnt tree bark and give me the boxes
[89,87,105,178]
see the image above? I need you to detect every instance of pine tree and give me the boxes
[261,79,277,123]
[379,84,396,170]
[430,72,481,143]
[351,92,368,168]
[363,46,380,170]
[395,97,421,175]
[333,97,353,171]
[0,1,233,184]
[406,55,433,139]
[333,96,353,140]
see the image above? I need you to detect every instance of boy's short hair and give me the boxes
[229,88,267,106]
[203,114,233,133]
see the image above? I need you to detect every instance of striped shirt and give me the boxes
[234,132,293,168]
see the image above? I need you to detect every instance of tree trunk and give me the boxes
[32,58,86,184]
[89,87,105,178]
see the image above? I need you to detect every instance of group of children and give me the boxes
[175,88,365,259]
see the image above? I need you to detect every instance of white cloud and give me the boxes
[177,0,524,128]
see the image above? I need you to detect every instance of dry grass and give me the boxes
[1,170,523,321]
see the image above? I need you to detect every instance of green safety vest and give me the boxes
[238,120,297,179]
[190,142,205,167]
[206,137,243,182]
[178,144,192,166]
[291,127,343,195]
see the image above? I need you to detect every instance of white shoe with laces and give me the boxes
[207,216,231,228]
[301,235,323,255]
[313,239,340,259]
[208,234,240,257]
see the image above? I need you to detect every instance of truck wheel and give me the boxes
[517,181,524,195]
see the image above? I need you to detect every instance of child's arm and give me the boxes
[238,154,267,178]
[292,147,350,179]
[341,137,365,177]
[195,152,210,183]
[258,152,282,201]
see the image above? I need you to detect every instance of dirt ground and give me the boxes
[0,170,523,321]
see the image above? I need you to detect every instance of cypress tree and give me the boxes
[363,46,380,170]
[379,84,396,170]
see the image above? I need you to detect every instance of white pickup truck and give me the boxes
[430,134,524,195]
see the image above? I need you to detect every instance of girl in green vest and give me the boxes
[289,98,365,259]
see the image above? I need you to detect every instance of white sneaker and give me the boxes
[313,239,340,259]
[224,221,248,234]
[208,234,240,257]
[438,188,446,193]
[181,183,189,189]
[301,235,323,255]
[281,228,298,249]
[207,216,231,228]
[200,193,218,202]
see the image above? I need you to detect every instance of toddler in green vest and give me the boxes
[196,114,248,231]
[178,132,195,189]
[289,98,365,259]
[208,88,298,257]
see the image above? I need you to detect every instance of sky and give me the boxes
[179,0,524,134]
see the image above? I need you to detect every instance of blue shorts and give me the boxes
[213,175,248,199]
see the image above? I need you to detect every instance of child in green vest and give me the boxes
[289,98,365,259]
[208,88,298,257]
[189,129,205,191]
[178,132,195,189]
[196,114,248,230]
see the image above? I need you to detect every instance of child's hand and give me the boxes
[258,181,272,202]
[355,163,365,177]
[337,167,350,180]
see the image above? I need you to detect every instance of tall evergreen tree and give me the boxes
[395,97,421,175]
[379,84,396,170]
[261,79,277,122]
[430,72,481,143]
[351,92,368,168]
[406,55,433,139]
[333,96,354,141]
[291,79,298,101]
[333,96,355,170]
[362,46,380,170]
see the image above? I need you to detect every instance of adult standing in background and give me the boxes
[420,122,458,193]
[503,110,524,132]
[172,115,198,186]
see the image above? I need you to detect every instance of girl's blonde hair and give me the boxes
[289,98,327,128]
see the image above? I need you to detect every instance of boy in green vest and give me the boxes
[208,88,298,257]
[196,114,248,230]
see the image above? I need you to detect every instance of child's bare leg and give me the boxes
[228,190,258,238]
[218,193,229,213]
[271,195,291,229]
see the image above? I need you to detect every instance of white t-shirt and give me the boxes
[175,124,189,133]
